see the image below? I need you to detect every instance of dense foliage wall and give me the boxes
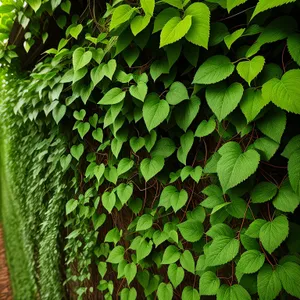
[1,0,300,299]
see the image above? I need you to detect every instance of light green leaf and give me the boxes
[94,164,105,182]
[287,33,300,66]
[99,88,126,105]
[107,245,125,263]
[168,264,184,288]
[195,118,216,138]
[110,4,136,31]
[206,224,234,239]
[66,199,78,215]
[60,154,72,171]
[160,16,192,48]
[180,250,195,274]
[217,142,260,192]
[227,0,248,12]
[151,138,176,158]
[185,2,210,49]
[217,284,251,300]
[140,156,164,182]
[245,219,267,238]
[177,220,203,242]
[136,214,153,231]
[273,180,299,213]
[77,122,90,139]
[206,236,240,266]
[175,95,200,132]
[206,82,244,121]
[237,56,265,85]
[53,104,66,124]
[70,144,84,161]
[257,265,282,300]
[259,215,289,254]
[120,287,137,300]
[124,263,137,285]
[143,93,170,132]
[199,271,220,296]
[153,7,180,33]
[182,286,199,300]
[162,0,183,8]
[224,28,245,49]
[251,0,296,20]
[73,48,92,71]
[190,166,203,183]
[130,15,151,36]
[157,283,173,300]
[93,214,106,230]
[117,158,134,176]
[251,181,277,203]
[193,55,235,85]
[102,191,116,213]
[70,24,83,39]
[92,128,103,143]
[252,137,279,161]
[278,262,300,298]
[117,183,133,205]
[288,150,300,197]
[236,250,265,274]
[141,0,155,15]
[240,88,269,123]
[129,82,147,102]
[177,130,194,165]
[282,135,300,159]
[166,81,189,105]
[130,137,145,153]
[171,189,188,212]
[27,0,41,12]
[162,245,180,264]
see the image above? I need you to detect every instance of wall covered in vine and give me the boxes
[1,0,300,299]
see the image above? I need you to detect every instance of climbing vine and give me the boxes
[1,0,300,299]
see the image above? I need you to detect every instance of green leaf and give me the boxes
[177,220,203,242]
[160,16,192,48]
[151,138,176,158]
[282,135,300,159]
[273,180,299,213]
[124,263,137,285]
[251,181,277,203]
[162,245,180,264]
[287,33,300,66]
[257,109,286,143]
[236,250,265,274]
[162,0,183,8]
[227,0,248,12]
[92,128,103,143]
[245,219,267,238]
[257,265,282,300]
[195,118,216,138]
[53,104,66,124]
[168,264,184,288]
[224,28,245,49]
[94,164,105,182]
[153,8,180,33]
[129,82,148,102]
[199,271,220,296]
[143,93,170,132]
[110,4,136,31]
[70,24,83,39]
[217,142,260,192]
[177,130,194,165]
[240,88,269,123]
[206,224,234,239]
[266,70,300,114]
[206,236,240,266]
[66,199,78,215]
[150,59,170,81]
[251,0,296,20]
[180,250,195,273]
[140,156,164,182]
[182,286,199,300]
[174,95,200,132]
[259,215,289,254]
[117,158,134,176]
[136,214,153,231]
[252,137,279,161]
[171,189,188,212]
[237,56,265,85]
[289,149,300,197]
[71,144,84,161]
[117,183,133,205]
[130,15,151,36]
[278,262,300,298]
[73,48,92,71]
[130,137,145,153]
[206,82,244,121]
[93,214,106,230]
[209,22,229,46]
[166,81,189,105]
[217,284,251,300]
[193,55,235,85]
[27,0,41,12]
[141,0,155,15]
[185,2,210,49]
[157,283,173,300]
[107,245,125,263]
[120,287,137,300]
[190,166,203,183]
[102,191,116,213]
[60,154,72,171]
[99,88,126,105]
[77,122,90,139]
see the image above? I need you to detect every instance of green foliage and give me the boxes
[2,0,300,299]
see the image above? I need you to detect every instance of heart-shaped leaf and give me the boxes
[89,113,99,128]
[237,56,265,85]
[70,24,83,39]
[166,81,189,105]
[140,156,165,182]
[129,82,148,102]
[130,137,145,152]
[99,88,126,105]
[73,109,86,121]
[70,144,84,161]
[102,191,116,213]
[73,47,92,71]
[52,104,66,124]
[60,154,72,171]
[77,122,90,139]
[92,128,103,143]
[94,164,105,182]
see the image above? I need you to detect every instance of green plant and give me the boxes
[1,0,300,299]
